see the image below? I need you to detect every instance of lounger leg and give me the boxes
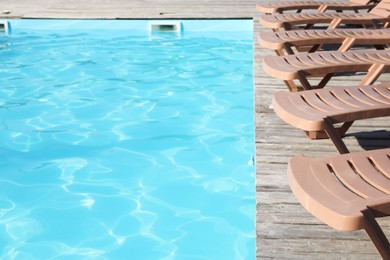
[284,43,295,55]
[374,45,386,50]
[323,118,349,154]
[360,64,385,86]
[282,23,292,31]
[275,43,296,56]
[317,5,328,13]
[328,18,342,29]
[308,44,321,53]
[338,38,356,52]
[372,21,381,29]
[339,121,354,136]
[304,24,315,30]
[297,72,314,91]
[317,73,334,89]
[283,80,300,92]
[306,121,354,140]
[275,49,285,56]
[297,72,333,90]
[362,208,390,259]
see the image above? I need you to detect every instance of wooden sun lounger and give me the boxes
[272,83,390,154]
[256,0,378,14]
[288,148,390,258]
[260,0,390,31]
[263,49,390,92]
[259,28,390,55]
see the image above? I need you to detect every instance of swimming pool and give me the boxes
[0,20,254,259]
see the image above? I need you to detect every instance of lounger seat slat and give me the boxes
[329,88,373,107]
[274,84,390,126]
[260,13,384,29]
[364,52,390,63]
[331,159,387,198]
[305,53,330,65]
[288,149,390,257]
[290,55,308,66]
[289,156,369,231]
[301,91,346,111]
[289,149,390,229]
[342,87,383,106]
[350,155,390,193]
[260,0,390,30]
[257,0,377,14]
[274,91,329,129]
[295,54,320,66]
[316,90,364,110]
[343,51,371,63]
[318,52,342,63]
[272,84,390,152]
[259,29,390,56]
[374,85,390,99]
[309,160,361,203]
[357,85,390,104]
[286,91,329,116]
[263,49,390,83]
[369,152,390,178]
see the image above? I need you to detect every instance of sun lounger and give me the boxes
[272,83,390,154]
[260,0,390,30]
[256,0,377,14]
[263,49,390,92]
[288,148,390,258]
[259,28,390,55]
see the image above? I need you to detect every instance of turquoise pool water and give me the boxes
[0,20,254,259]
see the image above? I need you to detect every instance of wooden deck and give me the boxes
[1,1,389,258]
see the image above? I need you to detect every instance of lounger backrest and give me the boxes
[370,0,390,17]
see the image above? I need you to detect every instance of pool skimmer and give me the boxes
[0,20,10,35]
[148,21,182,33]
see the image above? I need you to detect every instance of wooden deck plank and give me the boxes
[0,1,389,258]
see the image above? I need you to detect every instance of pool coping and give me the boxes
[0,1,257,20]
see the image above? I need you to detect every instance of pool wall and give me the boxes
[5,19,253,33]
